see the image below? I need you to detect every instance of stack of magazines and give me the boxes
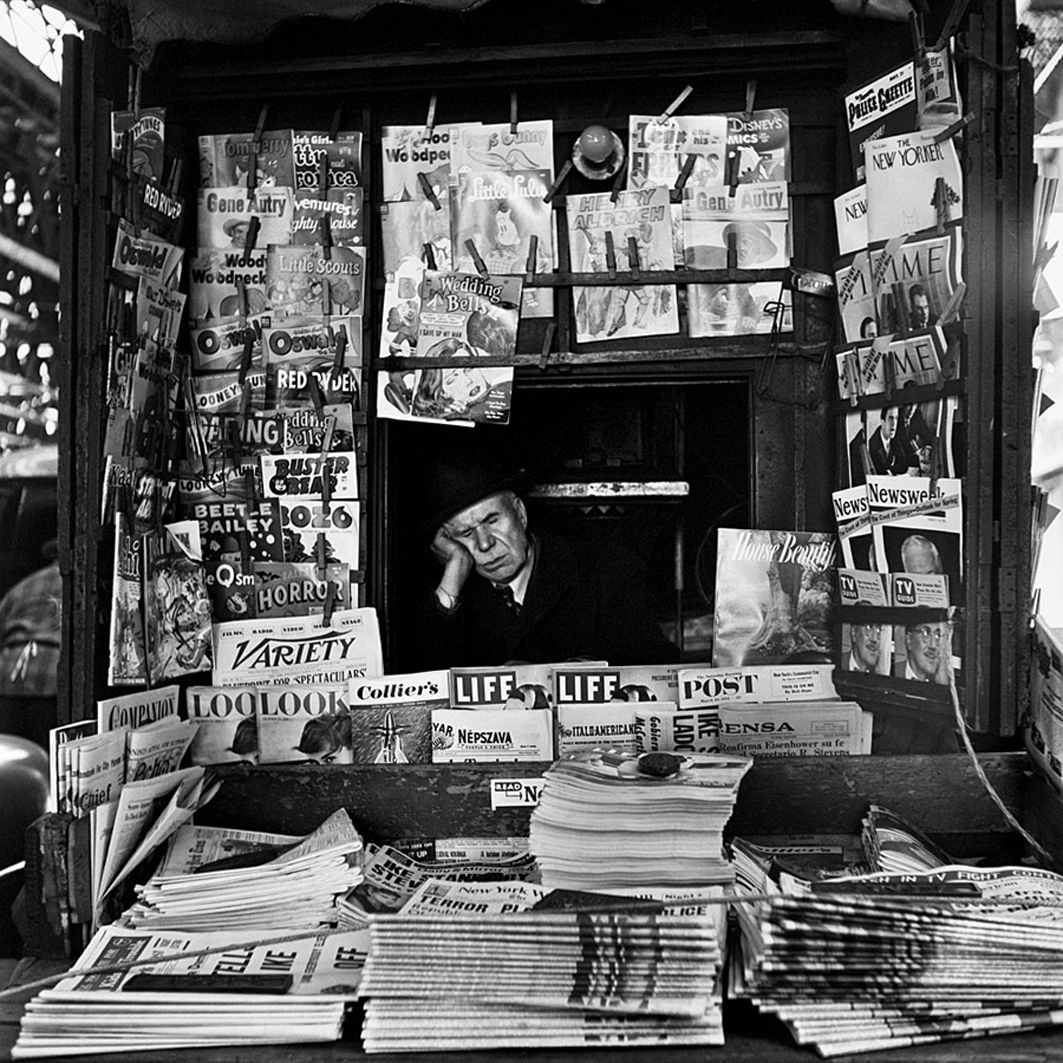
[119,809,364,932]
[358,907,727,1051]
[12,925,367,1058]
[529,751,753,891]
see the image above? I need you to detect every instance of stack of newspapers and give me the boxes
[358,907,728,1051]
[529,750,753,890]
[119,808,364,932]
[12,925,367,1058]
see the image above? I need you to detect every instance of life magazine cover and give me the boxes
[256,683,351,764]
[448,662,561,709]
[211,607,383,687]
[567,186,678,343]
[712,529,836,667]
[196,187,294,249]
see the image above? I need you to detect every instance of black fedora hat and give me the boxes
[419,446,528,541]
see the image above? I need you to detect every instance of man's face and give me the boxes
[902,538,942,574]
[880,408,898,442]
[851,622,883,671]
[911,293,930,327]
[443,491,530,585]
[905,622,946,681]
[229,222,249,244]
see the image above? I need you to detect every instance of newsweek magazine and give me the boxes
[717,700,871,757]
[431,707,554,762]
[345,670,450,764]
[111,106,165,180]
[682,182,790,269]
[187,684,260,764]
[380,124,457,203]
[725,108,791,184]
[832,484,874,570]
[865,129,963,243]
[843,59,918,183]
[266,243,367,318]
[112,218,184,289]
[187,247,268,327]
[380,200,453,279]
[107,512,148,686]
[197,129,296,188]
[866,474,964,585]
[251,560,351,617]
[291,187,364,247]
[834,184,867,256]
[712,529,836,667]
[196,187,294,249]
[833,250,878,343]
[141,520,213,684]
[868,226,963,335]
[688,282,789,338]
[568,186,678,343]
[292,129,362,189]
[211,607,383,687]
[452,169,553,277]
[256,683,351,764]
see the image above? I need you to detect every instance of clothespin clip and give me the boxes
[243,215,261,256]
[543,159,572,204]
[845,348,860,407]
[524,234,539,283]
[128,64,142,115]
[932,111,974,144]
[420,94,437,144]
[937,281,967,328]
[329,106,343,142]
[627,236,641,281]
[227,417,244,465]
[609,166,626,204]
[423,241,438,271]
[933,0,969,52]
[247,103,270,196]
[238,378,252,423]
[910,9,926,60]
[332,327,347,375]
[417,170,441,210]
[891,282,910,339]
[318,154,333,260]
[244,464,259,508]
[319,213,333,260]
[672,154,697,203]
[322,579,338,626]
[605,230,617,279]
[655,84,693,124]
[938,333,962,390]
[933,176,950,234]
[315,531,328,579]
[465,239,490,279]
[166,157,183,199]
[320,411,337,455]
[726,230,738,279]
[882,340,897,401]
[238,334,254,390]
[539,321,556,371]
[744,79,757,119]
[307,371,326,414]
[510,91,519,135]
[725,148,741,197]
[320,456,332,511]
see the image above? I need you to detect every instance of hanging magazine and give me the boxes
[380,124,457,202]
[196,187,294,249]
[682,182,790,269]
[197,129,296,189]
[724,108,790,184]
[108,512,148,687]
[292,129,362,188]
[380,199,453,279]
[844,60,918,183]
[712,529,836,668]
[187,248,268,328]
[568,186,678,343]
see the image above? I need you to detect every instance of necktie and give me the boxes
[496,584,521,617]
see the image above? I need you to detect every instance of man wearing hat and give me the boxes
[412,453,678,668]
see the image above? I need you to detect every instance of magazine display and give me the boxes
[451,120,555,176]
[291,187,364,246]
[835,327,952,401]
[292,129,363,189]
[211,606,383,687]
[725,108,791,183]
[107,512,148,686]
[833,251,878,343]
[343,670,449,764]
[632,703,718,755]
[197,129,296,188]
[187,684,261,764]
[449,662,559,709]
[431,707,553,762]
[833,184,867,256]
[716,700,871,757]
[682,182,790,269]
[555,702,637,755]
[380,124,457,203]
[111,106,165,179]
[380,199,452,279]
[832,484,874,570]
[567,186,678,342]
[266,243,367,319]
[124,716,199,783]
[196,187,294,249]
[864,128,963,242]
[844,59,918,182]
[678,663,838,706]
[712,529,836,667]
[112,218,185,288]
[867,226,963,334]
[688,282,789,338]
[187,247,268,326]
[256,683,351,764]
[251,560,352,617]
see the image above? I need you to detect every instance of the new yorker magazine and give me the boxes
[713,529,836,668]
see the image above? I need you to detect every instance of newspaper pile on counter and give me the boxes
[358,905,728,1052]
[119,808,364,932]
[11,925,367,1059]
[529,750,752,891]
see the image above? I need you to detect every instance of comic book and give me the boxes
[417,269,522,358]
[380,124,457,202]
[275,495,361,572]
[189,313,267,373]
[451,120,554,177]
[197,129,296,188]
[712,528,836,667]
[844,60,918,183]
[378,255,425,358]
[380,198,453,279]
[262,315,362,380]
[211,607,384,688]
[687,282,789,338]
[187,685,261,764]
[567,186,678,343]
[108,512,147,687]
[261,451,360,500]
[867,225,963,335]
[251,560,352,617]
[375,365,512,428]
[724,108,790,184]
[292,129,362,189]
[256,684,351,764]
[682,182,790,269]
[864,128,963,242]
[111,107,165,180]
[268,362,362,412]
[188,367,267,416]
[196,187,294,249]
[187,247,269,327]
[141,521,213,684]
[291,187,364,246]
[266,243,367,318]
[112,218,184,289]
[452,169,553,276]
[345,670,450,764]
[277,403,357,453]
[135,277,185,354]
[628,113,728,190]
